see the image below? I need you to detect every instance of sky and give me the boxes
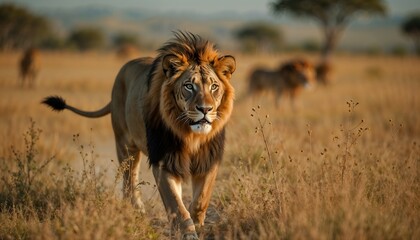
[6,0,271,13]
[4,0,420,16]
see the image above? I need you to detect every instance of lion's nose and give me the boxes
[196,105,213,114]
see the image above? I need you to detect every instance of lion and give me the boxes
[42,32,236,239]
[248,59,316,108]
[19,47,40,88]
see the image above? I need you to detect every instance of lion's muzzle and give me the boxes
[189,113,213,134]
[188,104,215,134]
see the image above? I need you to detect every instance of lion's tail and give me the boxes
[42,96,110,118]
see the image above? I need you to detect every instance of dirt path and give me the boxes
[91,139,161,201]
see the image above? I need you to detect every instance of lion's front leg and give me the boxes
[152,165,198,239]
[189,164,219,227]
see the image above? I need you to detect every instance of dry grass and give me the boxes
[0,51,419,239]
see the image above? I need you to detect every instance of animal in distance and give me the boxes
[19,47,40,88]
[42,32,236,239]
[248,59,316,108]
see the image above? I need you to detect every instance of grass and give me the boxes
[220,101,418,239]
[0,119,160,240]
[0,51,419,239]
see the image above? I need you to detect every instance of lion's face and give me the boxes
[173,64,225,134]
[289,62,316,88]
[160,54,235,136]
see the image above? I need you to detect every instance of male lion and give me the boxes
[19,47,40,88]
[42,32,235,239]
[249,59,315,108]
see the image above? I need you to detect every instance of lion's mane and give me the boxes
[144,32,235,178]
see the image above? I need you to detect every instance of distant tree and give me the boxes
[39,35,66,50]
[401,12,420,55]
[112,32,141,59]
[0,3,52,50]
[389,45,407,57]
[67,27,105,51]
[113,32,140,48]
[270,0,387,60]
[301,39,321,52]
[234,22,283,54]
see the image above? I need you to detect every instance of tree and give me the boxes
[401,12,420,55]
[234,22,283,54]
[113,32,140,48]
[270,0,387,60]
[112,32,141,59]
[67,27,105,51]
[0,3,52,50]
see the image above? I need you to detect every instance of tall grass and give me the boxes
[0,120,160,240]
[217,101,419,239]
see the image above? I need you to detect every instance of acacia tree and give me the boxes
[270,0,387,60]
[0,3,51,50]
[401,13,420,55]
[234,22,283,54]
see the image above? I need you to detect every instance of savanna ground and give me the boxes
[0,50,419,239]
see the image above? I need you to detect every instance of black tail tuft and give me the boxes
[42,96,66,111]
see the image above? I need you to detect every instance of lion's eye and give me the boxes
[211,84,219,91]
[184,84,194,90]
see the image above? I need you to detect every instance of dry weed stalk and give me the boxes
[337,100,369,184]
[251,105,282,216]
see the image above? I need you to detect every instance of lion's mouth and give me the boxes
[190,118,211,125]
[189,118,212,134]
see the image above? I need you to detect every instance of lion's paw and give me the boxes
[132,197,146,214]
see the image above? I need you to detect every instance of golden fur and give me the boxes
[43,32,236,239]
[249,58,315,108]
[19,47,40,88]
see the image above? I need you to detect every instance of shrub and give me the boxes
[0,120,159,239]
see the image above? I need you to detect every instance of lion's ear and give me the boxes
[215,55,236,79]
[162,54,183,78]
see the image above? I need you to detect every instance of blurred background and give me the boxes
[1,0,419,56]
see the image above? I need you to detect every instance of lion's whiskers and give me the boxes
[176,112,188,121]
[176,112,191,125]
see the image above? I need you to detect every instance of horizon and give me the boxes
[1,0,418,51]
[4,0,420,16]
